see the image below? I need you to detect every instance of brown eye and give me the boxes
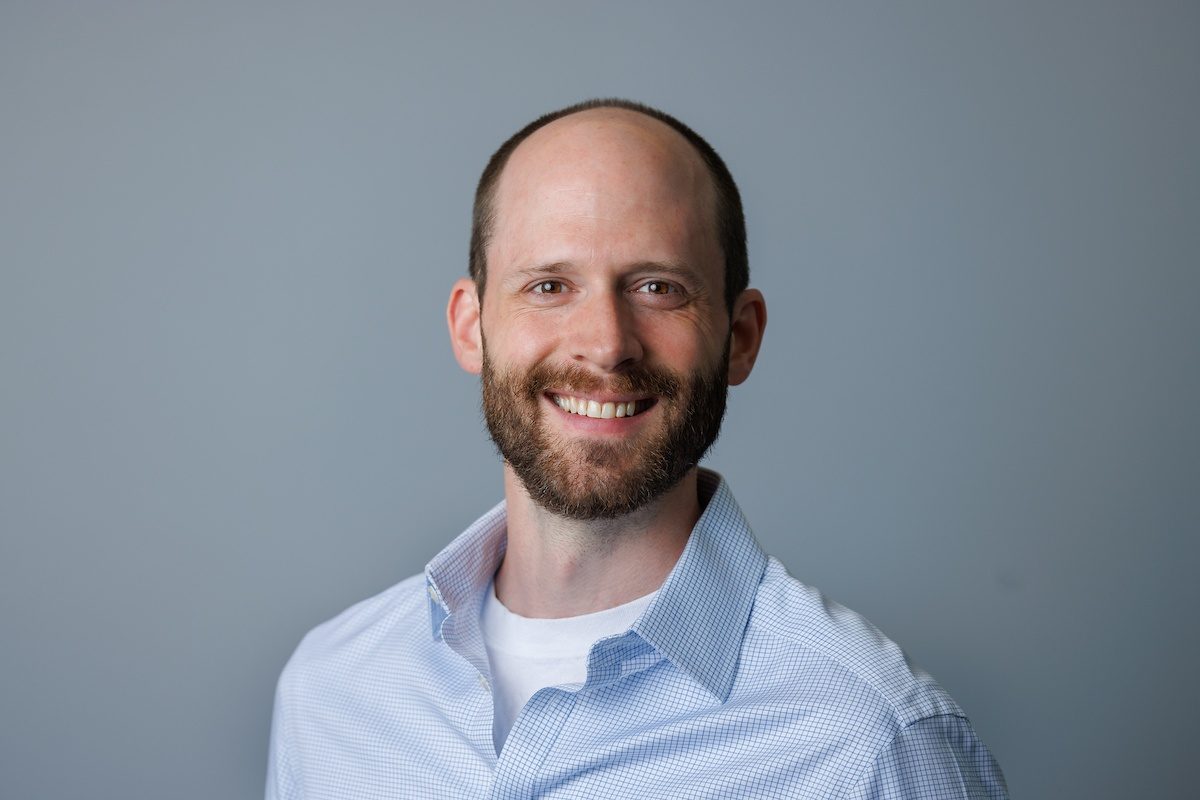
[638,281,675,295]
[532,280,564,294]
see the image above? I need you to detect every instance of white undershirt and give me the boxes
[480,581,657,752]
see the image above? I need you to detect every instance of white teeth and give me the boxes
[553,395,642,419]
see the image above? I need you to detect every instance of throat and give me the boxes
[495,466,700,618]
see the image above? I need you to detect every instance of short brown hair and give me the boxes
[469,98,747,314]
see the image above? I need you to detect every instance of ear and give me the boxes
[727,288,766,386]
[447,278,483,374]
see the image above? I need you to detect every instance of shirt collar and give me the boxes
[632,469,768,701]
[424,468,768,702]
[424,498,506,645]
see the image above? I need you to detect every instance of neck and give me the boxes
[494,466,700,618]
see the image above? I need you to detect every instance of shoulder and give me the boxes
[746,558,963,728]
[739,560,1007,796]
[277,572,430,692]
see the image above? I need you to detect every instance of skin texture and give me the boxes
[448,108,766,618]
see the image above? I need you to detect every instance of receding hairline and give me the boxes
[469,98,748,313]
[502,105,713,178]
[487,107,719,246]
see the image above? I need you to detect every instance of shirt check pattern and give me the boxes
[267,470,1008,799]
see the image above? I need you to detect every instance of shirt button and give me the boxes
[478,674,490,692]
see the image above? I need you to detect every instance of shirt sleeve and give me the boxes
[846,714,1009,800]
[265,671,297,800]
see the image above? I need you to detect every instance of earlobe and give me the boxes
[447,278,483,374]
[727,289,767,386]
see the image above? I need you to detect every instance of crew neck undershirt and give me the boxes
[479,581,658,752]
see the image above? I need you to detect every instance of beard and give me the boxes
[480,339,731,520]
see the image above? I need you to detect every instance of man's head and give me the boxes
[448,100,766,519]
[469,99,748,315]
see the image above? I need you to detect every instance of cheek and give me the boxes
[483,311,562,366]
[639,313,725,364]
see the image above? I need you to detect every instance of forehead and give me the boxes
[488,109,718,267]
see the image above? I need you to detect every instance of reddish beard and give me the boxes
[480,342,730,520]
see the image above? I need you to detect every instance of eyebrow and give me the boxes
[510,260,703,281]
[510,263,573,280]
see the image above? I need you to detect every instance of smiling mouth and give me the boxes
[549,393,654,419]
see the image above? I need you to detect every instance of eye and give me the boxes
[636,280,677,295]
[531,280,565,294]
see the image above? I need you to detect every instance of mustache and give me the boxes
[519,362,682,400]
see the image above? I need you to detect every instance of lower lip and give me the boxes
[542,395,655,434]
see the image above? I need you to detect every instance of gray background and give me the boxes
[2,1,1196,798]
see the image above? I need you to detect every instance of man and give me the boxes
[266,99,1007,799]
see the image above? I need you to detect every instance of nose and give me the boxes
[568,290,643,372]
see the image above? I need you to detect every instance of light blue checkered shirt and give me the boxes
[267,470,1007,798]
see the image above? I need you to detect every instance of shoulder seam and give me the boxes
[747,613,909,723]
[837,712,977,800]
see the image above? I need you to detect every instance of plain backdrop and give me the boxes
[2,2,1196,798]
